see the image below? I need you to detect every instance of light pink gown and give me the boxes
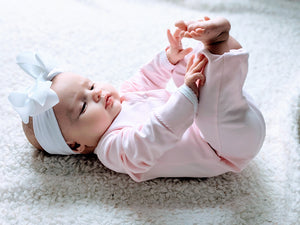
[94,44,266,182]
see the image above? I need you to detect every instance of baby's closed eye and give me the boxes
[90,83,94,90]
[80,102,87,115]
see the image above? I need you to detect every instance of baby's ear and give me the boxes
[66,141,86,154]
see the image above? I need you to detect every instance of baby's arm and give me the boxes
[96,57,207,182]
[121,28,193,93]
[121,51,175,93]
[97,89,195,182]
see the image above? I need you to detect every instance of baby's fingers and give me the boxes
[186,54,195,72]
[167,29,177,47]
[167,29,184,49]
[178,47,193,59]
[191,55,208,73]
[199,72,206,86]
[185,72,205,96]
[188,72,204,83]
[173,28,183,39]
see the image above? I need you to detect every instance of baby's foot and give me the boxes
[177,17,231,45]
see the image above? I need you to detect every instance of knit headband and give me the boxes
[8,52,76,155]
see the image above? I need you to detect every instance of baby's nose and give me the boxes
[92,88,102,102]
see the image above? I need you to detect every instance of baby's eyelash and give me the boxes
[80,102,87,115]
[79,83,94,116]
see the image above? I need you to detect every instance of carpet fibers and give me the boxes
[0,0,299,224]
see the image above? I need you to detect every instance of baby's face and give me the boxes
[51,72,122,152]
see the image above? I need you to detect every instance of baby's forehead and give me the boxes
[51,72,91,120]
[52,72,91,92]
[53,72,86,82]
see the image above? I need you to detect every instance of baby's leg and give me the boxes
[171,17,242,87]
[195,51,266,169]
[172,17,265,169]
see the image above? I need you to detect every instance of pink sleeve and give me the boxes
[95,90,194,182]
[120,51,175,93]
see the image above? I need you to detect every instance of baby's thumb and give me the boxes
[180,48,193,58]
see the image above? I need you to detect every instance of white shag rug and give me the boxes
[1,0,299,224]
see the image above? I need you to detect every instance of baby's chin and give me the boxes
[82,145,96,154]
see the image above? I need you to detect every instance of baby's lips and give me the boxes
[104,94,113,109]
[104,95,109,108]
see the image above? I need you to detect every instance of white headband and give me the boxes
[8,52,75,155]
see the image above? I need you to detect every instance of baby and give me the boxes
[9,17,265,182]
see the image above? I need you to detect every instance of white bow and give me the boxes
[8,52,62,124]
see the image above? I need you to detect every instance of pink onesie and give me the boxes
[94,44,266,182]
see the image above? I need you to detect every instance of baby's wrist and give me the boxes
[178,84,198,113]
[160,50,176,71]
[165,47,178,65]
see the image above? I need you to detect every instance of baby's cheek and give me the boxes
[91,119,102,132]
[93,117,106,133]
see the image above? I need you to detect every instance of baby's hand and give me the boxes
[166,29,193,65]
[185,54,208,97]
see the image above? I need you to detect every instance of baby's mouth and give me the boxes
[105,95,113,109]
